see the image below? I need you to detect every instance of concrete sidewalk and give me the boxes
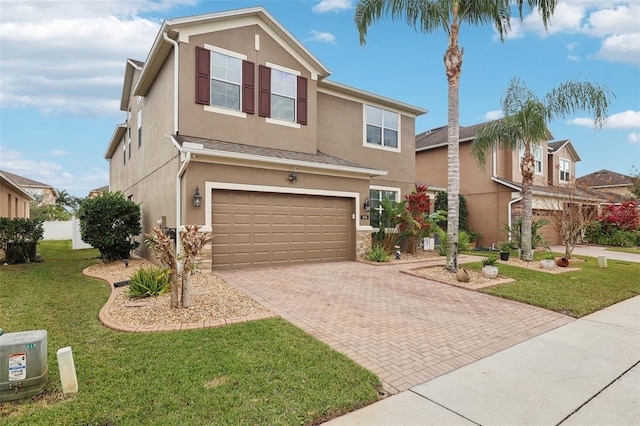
[551,244,640,263]
[326,295,640,425]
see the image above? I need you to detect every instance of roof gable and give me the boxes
[547,139,581,161]
[133,7,331,98]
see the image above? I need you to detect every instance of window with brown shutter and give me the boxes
[297,76,307,125]
[259,65,271,117]
[242,60,255,114]
[195,46,210,105]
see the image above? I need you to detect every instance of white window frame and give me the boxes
[369,185,401,229]
[559,158,571,183]
[519,144,543,176]
[363,105,401,152]
[203,44,247,119]
[265,62,301,128]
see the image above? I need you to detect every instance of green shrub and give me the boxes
[364,244,391,262]
[585,221,638,247]
[482,256,498,266]
[436,228,472,256]
[126,266,170,299]
[78,191,141,262]
[0,217,44,263]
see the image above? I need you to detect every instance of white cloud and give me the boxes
[627,132,639,144]
[306,30,337,44]
[483,110,504,120]
[312,0,353,13]
[568,110,640,129]
[502,2,640,65]
[0,146,109,197]
[50,150,73,157]
[0,1,198,117]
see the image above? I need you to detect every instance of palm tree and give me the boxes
[472,77,613,261]
[355,0,557,272]
[56,189,81,214]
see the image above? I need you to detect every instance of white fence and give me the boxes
[43,217,92,250]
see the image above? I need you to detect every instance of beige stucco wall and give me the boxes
[0,180,31,218]
[547,145,577,187]
[178,26,318,155]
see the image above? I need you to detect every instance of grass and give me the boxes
[0,241,380,425]
[605,246,640,254]
[468,251,640,318]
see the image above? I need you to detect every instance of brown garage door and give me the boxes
[211,190,353,269]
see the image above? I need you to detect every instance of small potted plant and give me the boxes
[481,255,499,279]
[468,229,482,250]
[540,251,556,270]
[498,240,516,261]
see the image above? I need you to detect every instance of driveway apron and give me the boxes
[216,261,573,392]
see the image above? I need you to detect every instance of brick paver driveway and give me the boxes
[216,261,573,392]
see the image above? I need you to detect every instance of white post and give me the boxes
[57,347,78,395]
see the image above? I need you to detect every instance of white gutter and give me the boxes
[175,151,191,273]
[179,144,388,177]
[162,32,179,134]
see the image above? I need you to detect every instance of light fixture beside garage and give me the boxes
[193,186,202,207]
[364,197,371,212]
[288,173,298,183]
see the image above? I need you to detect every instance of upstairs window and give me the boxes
[270,69,297,122]
[519,144,543,175]
[196,46,254,114]
[211,51,242,110]
[559,159,571,182]
[366,106,398,149]
[259,64,307,125]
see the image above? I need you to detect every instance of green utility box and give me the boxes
[0,330,48,402]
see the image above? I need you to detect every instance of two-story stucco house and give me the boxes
[104,7,426,269]
[0,171,34,219]
[415,122,595,247]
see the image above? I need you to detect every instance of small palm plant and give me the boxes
[482,256,498,266]
[126,266,170,299]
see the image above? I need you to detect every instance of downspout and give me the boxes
[162,32,179,134]
[508,196,522,242]
[163,32,182,270]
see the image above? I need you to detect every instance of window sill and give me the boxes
[363,142,401,153]
[204,105,246,119]
[266,118,300,129]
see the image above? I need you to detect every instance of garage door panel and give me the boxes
[211,190,353,268]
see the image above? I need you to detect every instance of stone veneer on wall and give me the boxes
[356,230,372,259]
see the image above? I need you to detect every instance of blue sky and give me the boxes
[1,0,638,197]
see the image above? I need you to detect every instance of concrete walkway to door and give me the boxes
[216,260,573,393]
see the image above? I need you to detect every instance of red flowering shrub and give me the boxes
[599,201,640,231]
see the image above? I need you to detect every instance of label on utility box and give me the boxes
[8,353,26,381]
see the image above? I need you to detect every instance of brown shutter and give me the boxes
[297,76,308,125]
[242,60,255,114]
[195,46,210,105]
[258,65,271,117]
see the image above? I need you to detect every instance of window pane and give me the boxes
[383,110,398,130]
[366,105,382,126]
[271,94,295,122]
[384,129,398,148]
[367,125,381,145]
[212,80,240,110]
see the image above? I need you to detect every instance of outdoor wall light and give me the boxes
[193,186,202,207]
[364,197,371,212]
[288,173,298,183]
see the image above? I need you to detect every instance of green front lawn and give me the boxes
[472,253,640,317]
[0,241,380,425]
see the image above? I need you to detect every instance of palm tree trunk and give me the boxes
[444,17,463,272]
[520,148,535,261]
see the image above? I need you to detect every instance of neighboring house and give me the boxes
[88,185,109,199]
[0,170,57,206]
[577,169,636,201]
[415,122,602,247]
[0,172,34,218]
[104,7,426,269]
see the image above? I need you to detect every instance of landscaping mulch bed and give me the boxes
[84,258,271,328]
